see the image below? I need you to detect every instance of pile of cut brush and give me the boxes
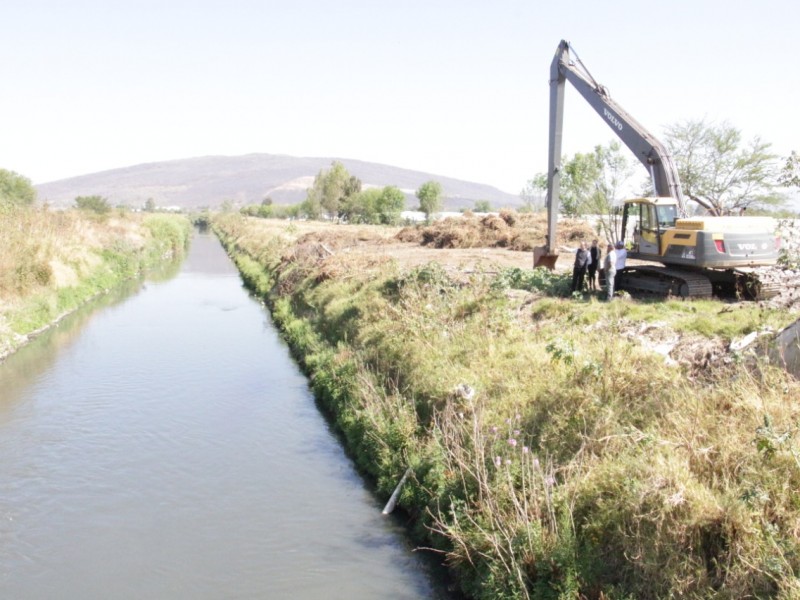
[396,210,594,251]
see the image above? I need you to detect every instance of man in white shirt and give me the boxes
[604,242,617,301]
[614,240,627,292]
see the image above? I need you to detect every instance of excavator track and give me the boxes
[618,266,713,299]
[732,268,782,301]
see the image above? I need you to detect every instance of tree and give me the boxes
[664,119,783,215]
[416,180,442,220]
[780,151,799,189]
[375,185,405,224]
[581,142,635,241]
[303,161,361,220]
[519,179,545,212]
[0,168,37,208]
[529,142,634,240]
[530,147,608,218]
[558,151,604,217]
[340,188,380,223]
[144,198,156,212]
[339,185,405,225]
[474,200,492,213]
[75,195,111,214]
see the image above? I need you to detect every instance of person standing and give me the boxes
[570,241,590,293]
[604,242,617,301]
[587,239,601,291]
[614,240,627,291]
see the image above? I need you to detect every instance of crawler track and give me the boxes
[618,266,713,298]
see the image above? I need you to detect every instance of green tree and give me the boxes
[144,198,156,212]
[529,142,634,240]
[474,199,492,212]
[582,142,635,241]
[0,169,37,208]
[416,180,442,221]
[340,188,380,223]
[303,161,361,220]
[531,150,604,218]
[376,185,405,224]
[75,195,111,214]
[340,185,405,225]
[664,119,783,215]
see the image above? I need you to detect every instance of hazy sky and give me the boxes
[2,0,798,194]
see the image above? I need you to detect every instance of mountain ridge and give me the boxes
[35,153,523,211]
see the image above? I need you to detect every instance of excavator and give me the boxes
[533,40,781,298]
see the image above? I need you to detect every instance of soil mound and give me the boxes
[396,211,594,251]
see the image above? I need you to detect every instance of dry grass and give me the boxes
[400,211,595,251]
[0,208,150,301]
[1,207,190,359]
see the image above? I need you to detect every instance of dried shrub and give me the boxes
[401,211,594,252]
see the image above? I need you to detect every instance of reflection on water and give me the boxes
[0,231,452,600]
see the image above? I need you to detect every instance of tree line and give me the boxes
[524,119,799,238]
[240,161,445,225]
[3,118,796,220]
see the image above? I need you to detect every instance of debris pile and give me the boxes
[778,218,800,266]
[397,211,594,251]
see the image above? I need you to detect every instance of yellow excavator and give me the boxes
[534,40,781,298]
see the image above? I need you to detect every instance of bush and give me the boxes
[75,195,111,214]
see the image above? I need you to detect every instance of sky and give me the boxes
[2,0,798,195]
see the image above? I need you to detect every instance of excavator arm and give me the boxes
[536,40,715,267]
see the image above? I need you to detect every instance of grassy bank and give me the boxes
[0,207,191,359]
[215,213,800,599]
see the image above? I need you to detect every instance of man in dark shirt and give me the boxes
[587,239,601,291]
[570,241,590,293]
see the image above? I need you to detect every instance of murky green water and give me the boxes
[0,232,450,599]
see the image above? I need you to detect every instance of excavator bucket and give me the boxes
[533,246,559,270]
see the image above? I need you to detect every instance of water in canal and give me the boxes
[0,231,451,599]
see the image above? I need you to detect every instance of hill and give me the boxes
[34,153,524,211]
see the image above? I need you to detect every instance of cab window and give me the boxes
[642,204,657,231]
[656,205,677,228]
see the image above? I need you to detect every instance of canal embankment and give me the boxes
[0,208,191,361]
[213,212,800,600]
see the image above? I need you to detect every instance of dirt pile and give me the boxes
[396,211,594,251]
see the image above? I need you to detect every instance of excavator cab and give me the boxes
[621,198,679,259]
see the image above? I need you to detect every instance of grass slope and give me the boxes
[215,213,800,600]
[0,207,191,359]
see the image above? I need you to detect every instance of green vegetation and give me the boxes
[527,119,792,219]
[241,162,407,225]
[1,205,191,358]
[474,199,492,213]
[665,119,785,215]
[213,213,800,599]
[75,194,112,214]
[339,185,406,224]
[780,151,799,189]
[302,160,362,219]
[530,142,632,231]
[0,168,37,208]
[416,180,443,220]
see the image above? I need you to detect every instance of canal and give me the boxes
[0,231,450,599]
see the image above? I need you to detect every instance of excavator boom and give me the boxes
[541,40,690,261]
